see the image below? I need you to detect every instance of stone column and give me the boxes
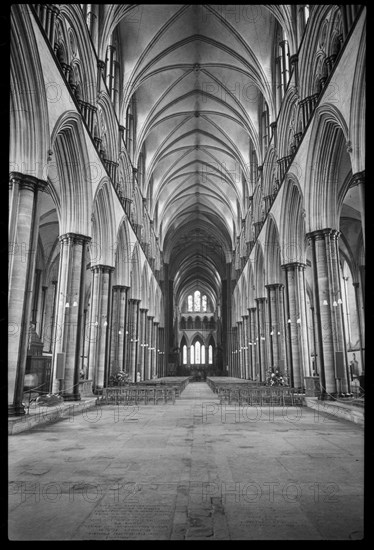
[43,280,57,353]
[39,285,48,340]
[307,230,349,395]
[248,307,257,380]
[8,173,47,415]
[52,233,91,400]
[138,308,148,381]
[109,285,128,376]
[128,299,140,382]
[147,315,154,380]
[237,321,243,378]
[352,282,365,373]
[281,263,309,389]
[243,315,249,379]
[86,265,113,392]
[255,298,267,382]
[350,171,365,249]
[153,321,159,377]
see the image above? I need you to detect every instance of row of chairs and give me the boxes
[99,385,177,406]
[217,386,303,407]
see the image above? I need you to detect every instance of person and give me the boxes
[136,371,141,382]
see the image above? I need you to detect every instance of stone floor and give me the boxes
[8,382,364,540]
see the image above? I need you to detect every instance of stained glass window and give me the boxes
[190,345,194,364]
[201,345,205,364]
[183,345,187,364]
[208,345,213,364]
[202,295,207,312]
[195,341,201,364]
[194,290,201,311]
[188,295,193,311]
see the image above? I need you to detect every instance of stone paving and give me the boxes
[8,382,364,540]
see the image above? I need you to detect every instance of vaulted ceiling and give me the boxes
[109,5,291,306]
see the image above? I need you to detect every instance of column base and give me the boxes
[61,393,81,402]
[8,403,26,416]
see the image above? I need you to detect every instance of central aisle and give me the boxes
[9,381,363,540]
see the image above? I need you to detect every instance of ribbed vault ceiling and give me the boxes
[113,4,286,305]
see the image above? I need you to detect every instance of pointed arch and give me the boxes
[91,178,117,266]
[113,217,131,286]
[264,215,282,284]
[51,111,92,236]
[280,175,306,265]
[10,5,50,179]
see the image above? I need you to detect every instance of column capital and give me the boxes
[242,314,249,320]
[128,298,141,304]
[306,228,340,242]
[248,307,256,313]
[60,233,91,246]
[90,263,114,274]
[139,307,148,313]
[112,284,129,291]
[255,297,266,304]
[281,262,306,272]
[9,172,48,193]
[147,315,155,320]
[265,282,285,290]
[153,321,160,326]
[350,171,365,188]
[97,59,106,71]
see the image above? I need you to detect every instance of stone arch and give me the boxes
[280,175,306,265]
[50,112,92,236]
[264,215,282,284]
[113,217,131,287]
[253,242,265,298]
[91,179,117,267]
[306,104,350,231]
[10,5,50,179]
[141,263,150,309]
[97,91,118,163]
[129,243,142,300]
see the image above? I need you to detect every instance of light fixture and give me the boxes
[288,318,291,323]
[65,302,70,308]
[118,330,122,335]
[333,301,338,307]
[72,295,78,307]
[323,300,328,306]
[103,320,108,326]
[94,321,98,326]
[270,330,274,336]
[337,298,343,304]
[277,331,281,335]
[296,318,301,324]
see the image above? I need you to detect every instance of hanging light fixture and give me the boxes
[65,301,70,308]
[337,298,343,304]
[72,294,78,307]
[296,318,301,324]
[323,300,328,306]
[288,318,291,323]
[333,301,338,307]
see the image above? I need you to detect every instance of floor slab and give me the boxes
[8,382,364,540]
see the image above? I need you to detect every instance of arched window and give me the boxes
[188,295,193,311]
[304,5,310,24]
[201,345,205,364]
[208,345,213,364]
[183,345,187,365]
[190,345,195,364]
[194,290,201,311]
[202,295,207,312]
[195,341,201,364]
